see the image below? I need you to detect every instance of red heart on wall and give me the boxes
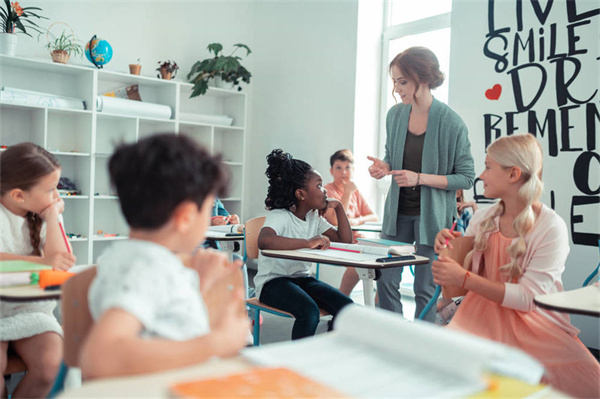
[485,84,502,100]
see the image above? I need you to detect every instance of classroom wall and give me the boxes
[15,0,359,226]
[449,0,599,349]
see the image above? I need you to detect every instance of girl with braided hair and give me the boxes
[254,149,354,340]
[0,143,75,397]
[432,134,599,398]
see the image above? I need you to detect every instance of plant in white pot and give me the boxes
[0,1,46,56]
[187,43,251,98]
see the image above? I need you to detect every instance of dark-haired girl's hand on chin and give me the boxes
[44,252,76,270]
[319,198,341,216]
[307,235,330,250]
[39,198,65,220]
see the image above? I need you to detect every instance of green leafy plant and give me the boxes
[44,30,83,57]
[187,43,252,97]
[0,0,45,36]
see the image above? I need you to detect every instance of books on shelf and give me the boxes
[242,306,545,398]
[170,367,345,398]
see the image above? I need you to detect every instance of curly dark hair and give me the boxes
[264,149,313,210]
[109,134,229,229]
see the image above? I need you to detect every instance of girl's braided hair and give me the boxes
[264,149,313,211]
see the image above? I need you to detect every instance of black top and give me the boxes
[398,130,425,216]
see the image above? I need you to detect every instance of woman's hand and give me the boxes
[367,156,390,179]
[211,216,230,226]
[307,235,330,250]
[434,229,462,253]
[43,252,76,270]
[39,198,65,220]
[432,256,467,287]
[389,170,419,188]
[228,214,240,225]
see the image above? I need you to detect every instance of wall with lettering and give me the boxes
[449,0,599,348]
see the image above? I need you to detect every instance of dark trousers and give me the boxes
[260,276,354,340]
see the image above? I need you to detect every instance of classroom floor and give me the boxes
[246,265,417,345]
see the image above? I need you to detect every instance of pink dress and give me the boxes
[448,231,600,398]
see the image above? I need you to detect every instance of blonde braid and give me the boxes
[463,201,504,271]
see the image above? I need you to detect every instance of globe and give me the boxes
[85,36,113,68]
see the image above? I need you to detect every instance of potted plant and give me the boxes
[156,60,178,80]
[187,43,251,98]
[44,24,83,64]
[129,58,141,75]
[0,1,46,56]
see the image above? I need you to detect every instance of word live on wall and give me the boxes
[477,0,598,247]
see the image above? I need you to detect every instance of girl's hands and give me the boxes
[434,229,462,253]
[432,256,467,287]
[211,216,230,226]
[43,252,76,270]
[39,198,65,220]
[367,156,390,179]
[307,235,330,250]
[319,198,341,216]
[389,170,419,187]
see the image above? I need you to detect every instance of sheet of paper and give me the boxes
[297,249,380,261]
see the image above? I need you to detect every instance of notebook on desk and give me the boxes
[170,367,346,398]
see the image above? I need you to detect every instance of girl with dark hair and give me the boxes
[0,143,75,397]
[367,46,475,321]
[255,149,354,340]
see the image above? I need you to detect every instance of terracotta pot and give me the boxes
[51,50,70,64]
[129,64,141,75]
[159,67,172,80]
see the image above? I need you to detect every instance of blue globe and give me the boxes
[85,36,113,68]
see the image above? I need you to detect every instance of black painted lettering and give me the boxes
[528,109,558,156]
[560,105,583,152]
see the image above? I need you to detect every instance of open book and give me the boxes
[329,241,415,256]
[207,224,244,235]
[243,306,545,398]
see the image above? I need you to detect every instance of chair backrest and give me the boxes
[439,236,474,299]
[244,216,266,260]
[61,267,96,367]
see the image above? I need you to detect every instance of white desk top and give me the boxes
[261,249,428,269]
[534,285,600,317]
[204,232,244,241]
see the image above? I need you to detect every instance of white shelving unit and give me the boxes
[0,55,247,264]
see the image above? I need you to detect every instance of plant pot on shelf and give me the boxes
[214,76,235,90]
[0,33,18,56]
[51,50,70,64]
[159,67,172,80]
[129,64,141,75]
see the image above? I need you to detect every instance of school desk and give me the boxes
[534,285,600,317]
[56,355,564,399]
[0,284,61,302]
[260,249,429,307]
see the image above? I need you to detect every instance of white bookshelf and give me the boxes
[0,55,247,265]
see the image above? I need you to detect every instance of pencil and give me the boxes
[444,220,457,247]
[330,246,360,253]
[58,220,72,254]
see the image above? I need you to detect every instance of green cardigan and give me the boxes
[382,98,475,246]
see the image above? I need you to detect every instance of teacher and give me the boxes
[368,47,475,321]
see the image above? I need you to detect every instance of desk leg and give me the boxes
[356,268,376,307]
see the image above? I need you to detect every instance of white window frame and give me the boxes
[374,8,452,211]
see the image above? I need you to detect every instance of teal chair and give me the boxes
[243,217,329,346]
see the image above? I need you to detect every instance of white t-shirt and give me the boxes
[254,209,334,298]
[89,240,210,341]
[0,203,61,341]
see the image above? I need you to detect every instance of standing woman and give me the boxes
[368,47,475,321]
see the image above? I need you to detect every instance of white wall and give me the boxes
[14,0,360,223]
